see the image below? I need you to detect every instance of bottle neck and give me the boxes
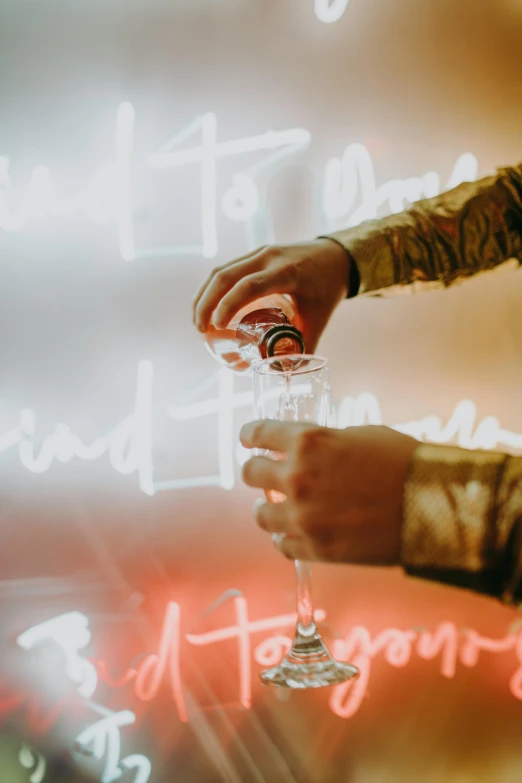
[261,325,306,359]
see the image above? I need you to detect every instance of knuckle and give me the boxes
[209,264,227,281]
[289,507,308,534]
[314,534,338,562]
[286,468,310,502]
[295,520,336,560]
[261,244,281,262]
[243,275,265,296]
[281,262,298,286]
[293,427,323,461]
[217,269,235,287]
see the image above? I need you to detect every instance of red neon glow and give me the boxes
[185,597,326,710]
[0,678,83,737]
[95,660,137,689]
[94,601,522,723]
[134,602,187,723]
[10,599,522,735]
[328,622,520,719]
[0,679,26,723]
[25,692,76,736]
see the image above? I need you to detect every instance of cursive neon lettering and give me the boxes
[13,604,522,737]
[162,371,522,493]
[74,709,147,783]
[17,612,98,699]
[6,360,154,495]
[0,103,476,263]
[120,754,152,783]
[134,602,187,722]
[416,622,460,679]
[253,635,292,667]
[322,144,478,228]
[2,363,522,493]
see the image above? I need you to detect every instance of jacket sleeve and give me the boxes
[327,164,522,602]
[402,444,522,603]
[326,162,522,296]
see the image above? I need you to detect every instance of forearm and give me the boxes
[326,163,522,296]
[402,443,522,603]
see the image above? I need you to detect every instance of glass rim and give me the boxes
[252,353,328,376]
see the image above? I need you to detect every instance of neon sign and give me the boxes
[0,360,154,496]
[0,103,477,261]
[314,0,351,24]
[12,599,522,731]
[17,611,98,699]
[74,708,151,783]
[1,363,521,494]
[322,143,478,227]
[16,612,152,783]
[163,371,522,491]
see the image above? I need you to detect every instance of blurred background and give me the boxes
[1,0,522,780]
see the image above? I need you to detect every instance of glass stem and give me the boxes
[294,559,317,637]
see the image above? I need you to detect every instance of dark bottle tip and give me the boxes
[263,325,306,359]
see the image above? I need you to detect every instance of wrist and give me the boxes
[315,236,359,298]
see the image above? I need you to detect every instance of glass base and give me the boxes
[260,633,359,689]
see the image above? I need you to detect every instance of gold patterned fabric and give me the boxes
[327,163,522,601]
[329,164,522,297]
[403,445,522,602]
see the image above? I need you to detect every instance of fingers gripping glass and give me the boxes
[252,355,359,689]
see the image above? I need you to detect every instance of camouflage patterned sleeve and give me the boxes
[326,163,522,296]
[327,163,522,601]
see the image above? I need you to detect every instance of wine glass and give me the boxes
[252,354,359,688]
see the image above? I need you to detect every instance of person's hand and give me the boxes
[193,239,350,353]
[240,421,419,565]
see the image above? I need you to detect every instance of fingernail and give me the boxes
[253,497,264,515]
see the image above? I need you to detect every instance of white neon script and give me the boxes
[2,364,522,493]
[1,360,154,496]
[17,611,98,699]
[17,613,152,783]
[163,369,522,491]
[75,709,151,783]
[146,114,311,260]
[0,103,135,262]
[0,105,311,260]
[0,103,476,260]
[322,144,478,227]
[314,0,350,24]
